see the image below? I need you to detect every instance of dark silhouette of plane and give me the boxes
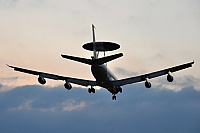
[7,24,194,100]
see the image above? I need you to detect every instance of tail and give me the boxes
[92,24,97,59]
[61,24,123,65]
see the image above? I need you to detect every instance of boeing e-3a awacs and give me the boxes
[8,25,194,100]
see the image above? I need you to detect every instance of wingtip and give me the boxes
[61,54,65,58]
[6,64,11,67]
[6,64,14,69]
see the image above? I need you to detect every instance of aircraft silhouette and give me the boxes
[7,24,194,100]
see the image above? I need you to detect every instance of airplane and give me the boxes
[7,24,194,100]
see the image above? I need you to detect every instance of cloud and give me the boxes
[154,75,200,91]
[113,67,138,78]
[9,99,87,112]
[61,100,86,111]
[9,99,33,111]
[0,76,19,92]
[0,85,91,113]
[0,84,199,133]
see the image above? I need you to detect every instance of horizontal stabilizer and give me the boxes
[95,53,123,65]
[61,55,93,65]
[61,53,123,65]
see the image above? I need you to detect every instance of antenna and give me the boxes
[104,51,107,66]
[92,24,97,59]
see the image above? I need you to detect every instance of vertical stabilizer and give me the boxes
[92,24,97,59]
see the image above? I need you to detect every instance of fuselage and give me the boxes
[91,64,122,94]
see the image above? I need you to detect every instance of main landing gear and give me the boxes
[112,95,116,100]
[88,87,95,93]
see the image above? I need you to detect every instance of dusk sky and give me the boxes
[0,0,199,132]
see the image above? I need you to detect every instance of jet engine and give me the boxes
[64,82,72,90]
[38,76,46,85]
[145,80,151,88]
[117,87,122,93]
[167,74,174,82]
[118,88,122,93]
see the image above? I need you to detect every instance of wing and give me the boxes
[112,61,194,86]
[7,64,96,87]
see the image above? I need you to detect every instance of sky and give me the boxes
[0,0,199,132]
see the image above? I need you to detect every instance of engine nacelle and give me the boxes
[64,82,72,90]
[118,88,122,93]
[145,81,151,88]
[167,74,174,82]
[116,86,122,93]
[38,76,46,85]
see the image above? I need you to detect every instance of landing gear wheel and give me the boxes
[112,95,116,100]
[88,88,95,93]
[91,88,95,93]
[88,88,92,93]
